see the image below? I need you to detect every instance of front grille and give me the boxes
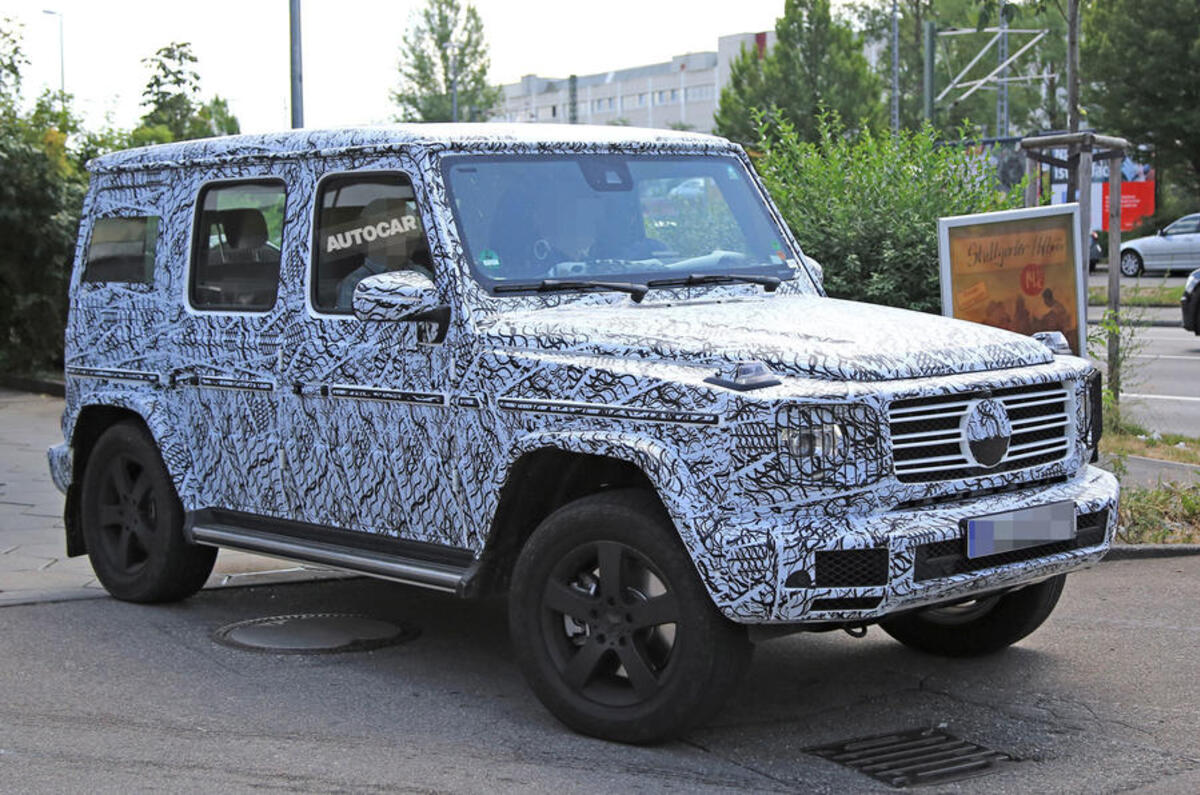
[814,548,889,587]
[914,508,1108,581]
[890,381,1073,483]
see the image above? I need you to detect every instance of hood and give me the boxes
[479,294,1054,382]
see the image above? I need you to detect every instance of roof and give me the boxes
[89,123,733,174]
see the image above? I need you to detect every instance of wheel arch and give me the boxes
[64,397,178,557]
[470,431,706,597]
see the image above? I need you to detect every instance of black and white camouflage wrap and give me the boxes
[49,124,1119,624]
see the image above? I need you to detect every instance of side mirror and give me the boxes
[1158,228,1166,236]
[353,270,441,322]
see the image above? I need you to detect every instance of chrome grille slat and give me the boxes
[889,381,1073,483]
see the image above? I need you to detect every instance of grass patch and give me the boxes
[1088,285,1184,307]
[1101,427,1200,467]
[1118,481,1200,544]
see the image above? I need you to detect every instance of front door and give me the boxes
[279,166,461,546]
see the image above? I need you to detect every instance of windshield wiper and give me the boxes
[645,273,783,293]
[493,279,649,303]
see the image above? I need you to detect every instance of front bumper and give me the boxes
[723,465,1118,624]
[48,442,72,494]
[1182,287,1199,333]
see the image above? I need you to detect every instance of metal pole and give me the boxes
[289,0,303,128]
[890,0,899,132]
[1107,158,1123,402]
[1067,0,1079,133]
[923,21,935,122]
[446,41,459,123]
[997,1,1008,137]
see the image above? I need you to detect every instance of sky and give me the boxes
[0,0,787,134]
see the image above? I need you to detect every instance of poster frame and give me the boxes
[938,202,1086,357]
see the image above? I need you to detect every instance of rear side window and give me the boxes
[190,181,287,311]
[83,216,159,284]
[312,173,432,313]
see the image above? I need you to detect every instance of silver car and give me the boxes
[1120,212,1200,276]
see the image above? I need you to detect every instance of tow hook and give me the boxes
[843,624,868,639]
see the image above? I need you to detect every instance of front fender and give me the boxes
[503,429,775,621]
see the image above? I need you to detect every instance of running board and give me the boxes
[188,517,473,595]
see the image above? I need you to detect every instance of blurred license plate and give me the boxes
[966,501,1076,560]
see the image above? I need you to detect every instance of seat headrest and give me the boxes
[221,209,269,249]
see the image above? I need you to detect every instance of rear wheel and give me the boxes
[1119,250,1143,277]
[80,421,216,603]
[880,575,1066,657]
[508,489,752,744]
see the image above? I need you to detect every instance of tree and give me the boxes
[756,112,1021,312]
[1083,0,1200,195]
[391,0,501,122]
[0,20,85,374]
[137,42,239,142]
[714,0,884,144]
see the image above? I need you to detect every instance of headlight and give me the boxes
[775,404,886,486]
[779,423,846,459]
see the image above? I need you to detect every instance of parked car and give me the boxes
[1088,230,1103,271]
[1119,212,1200,276]
[49,124,1118,744]
[1183,268,1200,334]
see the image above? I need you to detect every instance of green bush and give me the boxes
[755,112,1022,313]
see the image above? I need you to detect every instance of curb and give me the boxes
[0,373,65,398]
[1102,544,1200,561]
[1086,319,1182,328]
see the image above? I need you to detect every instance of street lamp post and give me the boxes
[42,9,64,112]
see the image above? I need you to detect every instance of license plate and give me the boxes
[966,501,1076,560]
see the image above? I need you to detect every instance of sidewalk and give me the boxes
[0,388,340,606]
[1086,304,1181,327]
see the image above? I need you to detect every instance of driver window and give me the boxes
[312,173,432,313]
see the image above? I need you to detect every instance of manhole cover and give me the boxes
[213,613,419,654]
[808,727,1016,788]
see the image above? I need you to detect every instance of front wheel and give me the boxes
[1119,250,1143,277]
[80,421,216,603]
[879,574,1066,657]
[508,489,752,744]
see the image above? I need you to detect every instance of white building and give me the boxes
[492,32,776,133]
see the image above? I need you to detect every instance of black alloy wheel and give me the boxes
[80,421,216,602]
[509,489,752,744]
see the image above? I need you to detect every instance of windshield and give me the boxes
[442,153,801,294]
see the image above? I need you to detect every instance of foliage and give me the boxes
[1087,285,1183,308]
[0,21,84,374]
[1117,481,1200,544]
[849,0,1068,137]
[1083,0,1200,196]
[755,111,1021,312]
[137,42,239,142]
[391,0,501,122]
[1086,306,1147,425]
[714,0,883,144]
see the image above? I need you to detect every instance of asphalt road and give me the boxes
[1121,324,1200,437]
[1,558,1198,793]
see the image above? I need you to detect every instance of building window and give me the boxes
[638,93,646,106]
[607,97,614,110]
[551,105,557,118]
[83,216,159,284]
[670,89,678,101]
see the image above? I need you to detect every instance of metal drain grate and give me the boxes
[808,727,1016,788]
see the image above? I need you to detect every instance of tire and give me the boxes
[508,489,753,744]
[880,574,1066,658]
[1119,250,1143,277]
[80,421,216,603]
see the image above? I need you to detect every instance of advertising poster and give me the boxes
[938,204,1085,356]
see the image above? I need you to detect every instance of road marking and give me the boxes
[1122,392,1200,403]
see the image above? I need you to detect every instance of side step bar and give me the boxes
[189,519,473,594]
